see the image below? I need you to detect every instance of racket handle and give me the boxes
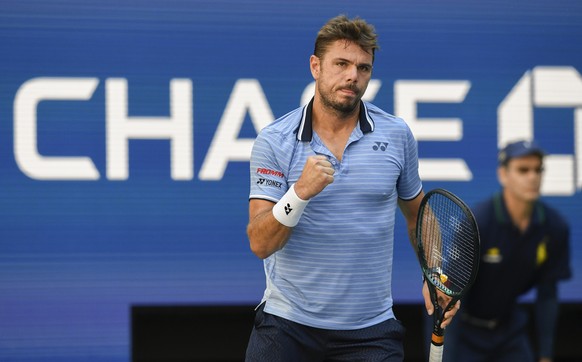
[429,332,444,362]
[428,343,443,362]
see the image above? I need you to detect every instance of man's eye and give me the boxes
[516,167,544,174]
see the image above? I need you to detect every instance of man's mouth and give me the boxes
[339,87,358,96]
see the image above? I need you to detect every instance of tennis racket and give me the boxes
[416,189,480,362]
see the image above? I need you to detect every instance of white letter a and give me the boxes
[199,79,274,180]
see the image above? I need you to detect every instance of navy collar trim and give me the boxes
[296,98,375,141]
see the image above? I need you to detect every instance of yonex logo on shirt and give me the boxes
[373,142,389,151]
[257,178,283,188]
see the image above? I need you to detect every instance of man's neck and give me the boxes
[311,97,359,161]
[502,189,535,233]
[311,97,359,134]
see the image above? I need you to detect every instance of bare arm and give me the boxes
[247,199,292,259]
[247,155,334,259]
[397,191,424,250]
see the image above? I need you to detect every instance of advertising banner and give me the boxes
[1,1,581,360]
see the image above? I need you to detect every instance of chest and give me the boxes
[480,223,550,274]
[287,133,405,199]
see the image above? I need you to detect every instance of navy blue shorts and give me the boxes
[245,304,406,362]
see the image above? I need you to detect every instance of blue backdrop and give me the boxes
[1,0,581,360]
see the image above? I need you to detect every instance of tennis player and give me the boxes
[245,15,459,361]
[441,140,572,362]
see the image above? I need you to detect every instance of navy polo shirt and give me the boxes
[464,193,571,320]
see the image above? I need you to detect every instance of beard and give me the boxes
[318,82,363,116]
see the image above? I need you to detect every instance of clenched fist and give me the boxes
[294,155,335,200]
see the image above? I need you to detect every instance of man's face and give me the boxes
[498,155,544,203]
[310,40,373,114]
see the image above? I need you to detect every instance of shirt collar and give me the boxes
[494,192,545,226]
[296,97,375,141]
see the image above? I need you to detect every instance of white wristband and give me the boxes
[272,184,309,227]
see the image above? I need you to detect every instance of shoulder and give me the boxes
[472,196,497,223]
[365,102,411,132]
[251,106,304,166]
[364,102,417,152]
[256,105,304,143]
[538,200,570,234]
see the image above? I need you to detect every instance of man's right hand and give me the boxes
[294,155,335,200]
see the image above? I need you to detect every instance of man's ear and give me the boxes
[310,55,320,79]
[497,166,507,187]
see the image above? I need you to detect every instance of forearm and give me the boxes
[406,223,418,251]
[536,282,559,360]
[247,209,292,259]
[397,192,423,252]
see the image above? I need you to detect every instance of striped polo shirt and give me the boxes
[249,98,422,330]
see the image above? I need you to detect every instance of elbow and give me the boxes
[250,242,272,260]
[249,236,275,259]
[247,225,273,260]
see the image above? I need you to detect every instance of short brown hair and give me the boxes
[314,15,379,61]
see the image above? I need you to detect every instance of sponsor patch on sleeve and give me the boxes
[256,178,283,189]
[256,168,285,179]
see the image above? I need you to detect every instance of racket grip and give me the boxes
[429,333,444,362]
[429,343,444,362]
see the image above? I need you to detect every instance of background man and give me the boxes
[442,140,572,362]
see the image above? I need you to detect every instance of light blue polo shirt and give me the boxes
[249,99,422,330]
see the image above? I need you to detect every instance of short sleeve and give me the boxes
[396,124,422,200]
[249,130,288,203]
[540,217,572,283]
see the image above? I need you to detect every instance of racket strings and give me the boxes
[422,194,479,296]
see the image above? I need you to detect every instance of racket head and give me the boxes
[416,188,480,298]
